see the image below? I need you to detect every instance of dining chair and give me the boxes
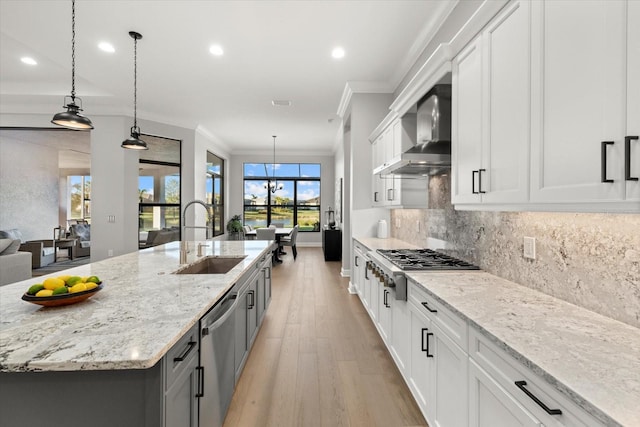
[256,227,279,264]
[270,222,284,228]
[243,225,255,240]
[280,225,299,260]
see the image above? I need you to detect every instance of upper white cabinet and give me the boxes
[530,0,639,206]
[452,0,531,205]
[452,0,638,211]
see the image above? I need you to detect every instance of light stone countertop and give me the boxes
[0,240,272,372]
[354,236,420,251]
[406,271,640,427]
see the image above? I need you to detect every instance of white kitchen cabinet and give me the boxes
[164,324,200,427]
[529,0,638,207]
[390,294,411,374]
[452,0,530,205]
[468,360,541,427]
[352,241,366,296]
[377,282,392,342]
[409,306,433,416]
[371,135,386,206]
[431,322,468,427]
[469,328,604,427]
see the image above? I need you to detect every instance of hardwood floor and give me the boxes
[223,247,427,427]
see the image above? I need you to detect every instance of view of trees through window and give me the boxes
[243,163,320,231]
[69,176,91,222]
[138,135,181,249]
[206,151,224,237]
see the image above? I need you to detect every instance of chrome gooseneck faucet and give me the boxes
[180,199,213,263]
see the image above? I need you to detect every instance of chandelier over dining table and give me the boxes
[265,135,283,193]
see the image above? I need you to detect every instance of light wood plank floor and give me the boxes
[223,247,428,427]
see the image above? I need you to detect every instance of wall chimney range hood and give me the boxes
[378,84,452,176]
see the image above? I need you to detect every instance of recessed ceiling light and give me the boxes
[21,57,37,65]
[331,47,345,59]
[209,45,224,56]
[98,42,115,53]
[272,100,292,107]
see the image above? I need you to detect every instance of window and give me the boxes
[243,163,320,231]
[138,135,181,248]
[69,175,91,222]
[206,151,224,237]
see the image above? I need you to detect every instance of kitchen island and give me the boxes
[0,240,273,427]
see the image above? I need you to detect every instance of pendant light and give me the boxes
[264,135,283,193]
[51,0,93,130]
[121,31,148,150]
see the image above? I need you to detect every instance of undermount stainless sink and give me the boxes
[174,256,246,275]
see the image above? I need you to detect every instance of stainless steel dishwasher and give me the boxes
[199,290,238,427]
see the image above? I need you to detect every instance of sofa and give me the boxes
[0,238,32,286]
[69,223,91,257]
[0,229,55,269]
[140,227,179,248]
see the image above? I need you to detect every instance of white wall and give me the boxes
[229,152,335,246]
[0,132,59,240]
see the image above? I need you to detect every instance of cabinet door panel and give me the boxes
[452,37,483,204]
[409,308,432,417]
[627,0,640,201]
[531,1,626,202]
[482,0,530,203]
[469,360,540,427]
[432,324,468,427]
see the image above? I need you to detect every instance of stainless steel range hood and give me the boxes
[378,84,451,176]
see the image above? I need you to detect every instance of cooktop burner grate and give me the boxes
[377,249,479,271]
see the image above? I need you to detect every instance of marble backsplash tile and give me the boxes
[390,175,640,328]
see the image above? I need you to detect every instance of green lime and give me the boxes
[65,276,83,286]
[86,276,101,284]
[53,286,69,295]
[27,284,45,295]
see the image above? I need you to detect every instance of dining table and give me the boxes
[244,227,292,263]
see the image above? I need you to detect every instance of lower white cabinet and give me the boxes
[409,307,433,412]
[468,359,540,427]
[390,293,411,373]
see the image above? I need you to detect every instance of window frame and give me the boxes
[206,151,225,238]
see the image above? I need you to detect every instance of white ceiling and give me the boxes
[0,0,455,154]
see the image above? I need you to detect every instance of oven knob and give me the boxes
[387,276,395,287]
[383,274,389,286]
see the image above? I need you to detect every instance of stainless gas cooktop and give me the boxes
[376,249,480,271]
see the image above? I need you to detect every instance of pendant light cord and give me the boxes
[133,34,138,129]
[70,0,76,101]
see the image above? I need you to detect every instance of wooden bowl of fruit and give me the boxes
[22,275,103,307]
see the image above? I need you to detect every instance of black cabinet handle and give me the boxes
[365,262,370,280]
[383,290,390,308]
[387,188,394,201]
[472,170,479,194]
[196,366,204,397]
[425,332,434,358]
[625,136,638,181]
[478,168,486,193]
[173,340,196,362]
[421,301,437,313]
[421,328,429,352]
[374,191,379,202]
[515,381,562,415]
[355,255,359,267]
[250,290,256,309]
[601,141,614,183]
[264,267,271,279]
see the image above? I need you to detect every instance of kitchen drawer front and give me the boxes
[468,328,604,427]
[408,279,468,352]
[353,240,369,254]
[164,323,199,391]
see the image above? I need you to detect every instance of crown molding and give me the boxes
[336,81,394,119]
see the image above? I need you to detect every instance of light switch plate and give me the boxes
[523,237,536,259]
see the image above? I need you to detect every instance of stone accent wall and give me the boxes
[390,175,640,328]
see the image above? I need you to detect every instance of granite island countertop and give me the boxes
[407,271,640,427]
[0,240,272,372]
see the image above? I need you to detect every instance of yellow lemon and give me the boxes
[65,276,83,286]
[85,282,98,291]
[57,275,71,282]
[53,286,69,295]
[36,289,54,297]
[70,283,87,293]
[81,276,89,283]
[43,277,65,290]
[27,284,45,295]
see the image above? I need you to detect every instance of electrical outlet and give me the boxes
[108,215,116,223]
[523,237,536,260]
[108,249,113,257]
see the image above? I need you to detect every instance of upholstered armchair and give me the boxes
[69,223,91,257]
[0,229,55,269]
